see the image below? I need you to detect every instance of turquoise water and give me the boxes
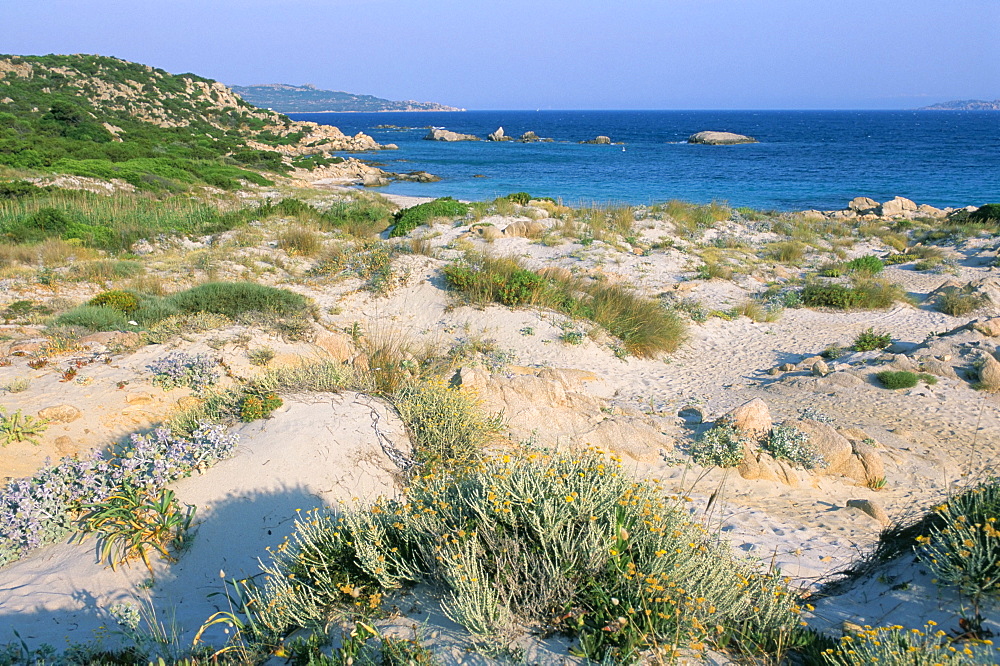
[290,110,1000,211]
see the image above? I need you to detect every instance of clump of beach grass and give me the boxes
[936,284,987,317]
[443,252,686,357]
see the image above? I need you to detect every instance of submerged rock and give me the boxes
[687,131,757,145]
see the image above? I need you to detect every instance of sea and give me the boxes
[288,110,1000,212]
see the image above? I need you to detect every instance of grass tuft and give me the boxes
[444,253,685,357]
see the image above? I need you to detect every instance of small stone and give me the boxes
[54,436,76,457]
[720,398,771,439]
[768,367,781,376]
[125,392,154,405]
[847,498,890,525]
[678,406,705,424]
[175,396,201,411]
[973,318,1000,337]
[37,404,82,423]
[978,353,1000,391]
[812,359,830,376]
[780,363,796,372]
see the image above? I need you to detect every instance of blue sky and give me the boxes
[2,0,997,109]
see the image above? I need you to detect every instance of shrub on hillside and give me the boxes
[444,253,685,357]
[936,285,987,316]
[389,197,468,238]
[167,282,311,320]
[55,304,130,332]
[970,203,1000,224]
[801,278,903,310]
[916,479,1000,612]
[504,191,532,205]
[88,289,140,314]
[246,450,800,660]
[689,423,752,468]
[852,327,892,352]
[845,254,884,274]
[875,370,919,389]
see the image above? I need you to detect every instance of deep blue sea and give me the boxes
[289,110,1000,211]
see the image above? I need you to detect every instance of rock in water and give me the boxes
[487,127,507,141]
[424,128,480,141]
[580,135,613,144]
[687,131,757,145]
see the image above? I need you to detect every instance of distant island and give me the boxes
[230,83,463,113]
[918,99,1000,110]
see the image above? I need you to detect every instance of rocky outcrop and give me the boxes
[848,197,879,214]
[877,196,917,217]
[394,171,441,183]
[687,131,757,145]
[425,128,480,142]
[518,131,552,142]
[247,121,384,155]
[452,366,671,462]
[580,135,613,144]
[487,127,510,141]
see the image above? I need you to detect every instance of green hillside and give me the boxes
[231,83,462,113]
[0,53,311,190]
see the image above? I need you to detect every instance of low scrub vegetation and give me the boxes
[875,370,935,389]
[57,282,313,334]
[801,277,905,310]
[389,197,468,237]
[244,449,802,662]
[444,253,685,357]
[936,284,987,317]
[852,327,892,352]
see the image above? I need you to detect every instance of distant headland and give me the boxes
[918,99,1000,111]
[230,83,463,113]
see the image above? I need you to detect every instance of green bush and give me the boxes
[936,285,987,316]
[916,480,1000,611]
[822,622,994,665]
[802,278,903,310]
[762,424,825,470]
[875,370,919,389]
[239,392,283,422]
[444,253,686,357]
[246,450,800,660]
[845,254,884,274]
[970,203,1000,224]
[689,423,752,468]
[818,263,846,278]
[167,282,311,320]
[55,304,130,331]
[884,252,918,265]
[389,197,468,238]
[852,327,892,352]
[504,192,532,205]
[130,297,180,326]
[393,380,504,468]
[0,180,43,200]
[88,290,140,314]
